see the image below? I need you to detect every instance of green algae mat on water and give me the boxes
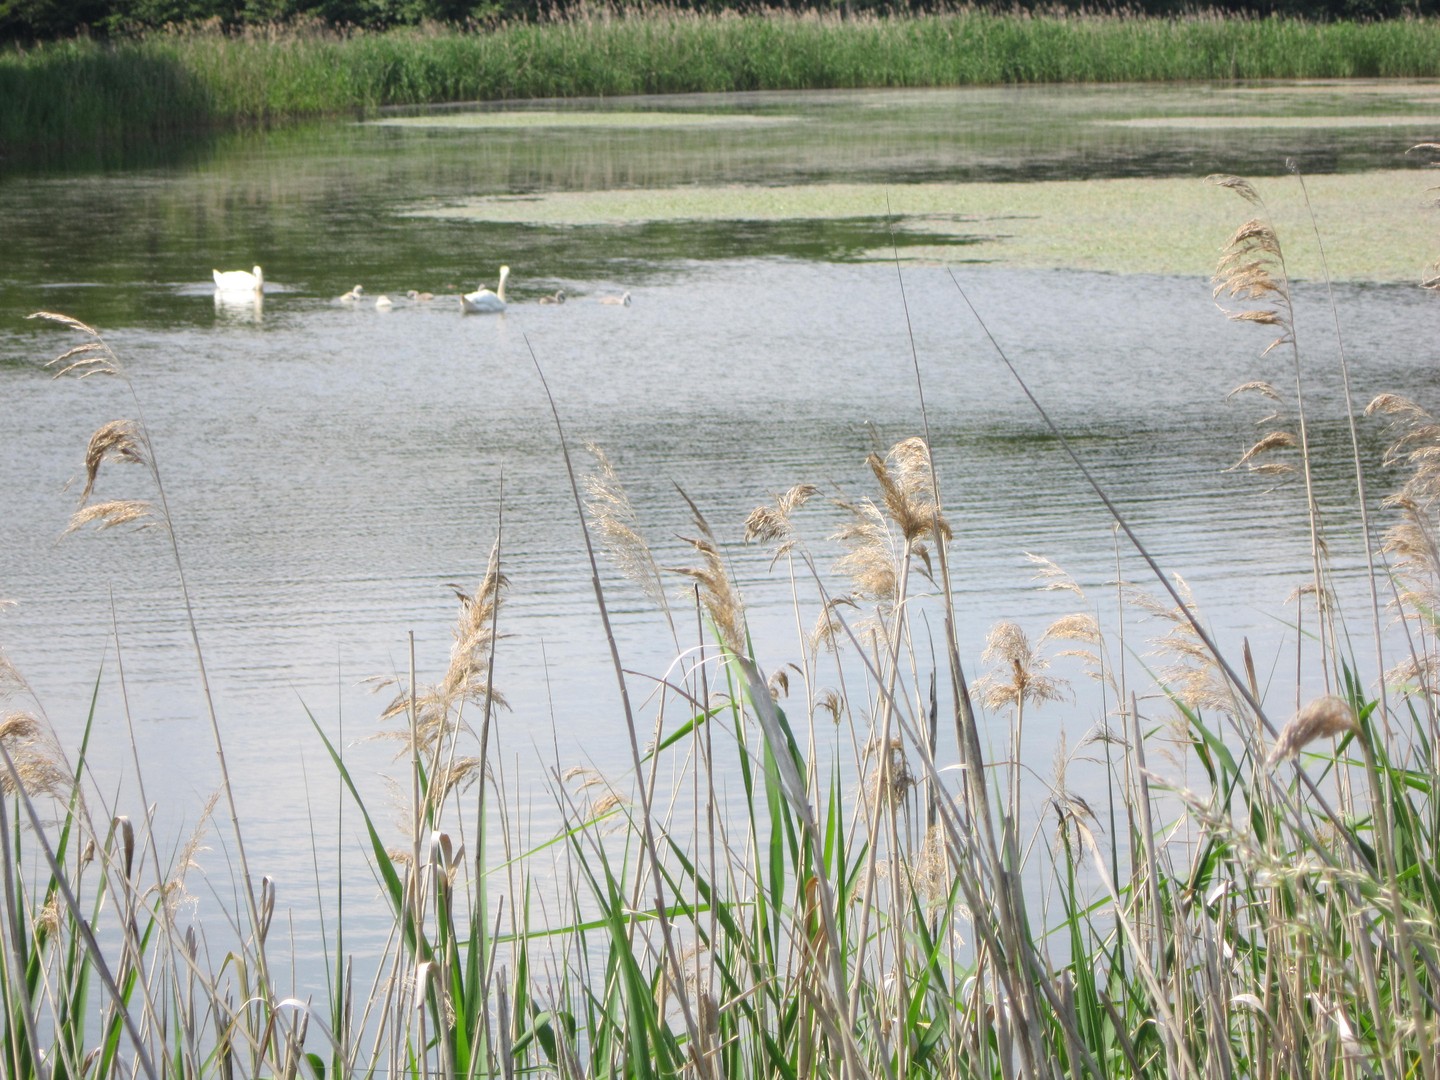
[405,169,1437,284]
[382,83,1440,284]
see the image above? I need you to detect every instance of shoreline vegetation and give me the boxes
[8,8,1440,157]
[5,170,1440,1075]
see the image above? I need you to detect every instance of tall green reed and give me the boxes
[11,8,1440,156]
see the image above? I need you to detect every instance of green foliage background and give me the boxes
[4,0,1440,43]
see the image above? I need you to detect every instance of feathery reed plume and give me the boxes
[1383,653,1440,697]
[159,789,221,916]
[1131,577,1240,717]
[1041,613,1102,646]
[1366,393,1440,619]
[832,496,897,605]
[744,483,818,561]
[0,711,71,799]
[976,622,1067,711]
[1028,554,1117,693]
[1026,551,1085,599]
[56,416,159,534]
[815,686,844,723]
[34,318,157,534]
[0,605,36,706]
[832,437,950,617]
[429,756,485,805]
[1265,695,1358,766]
[913,823,953,905]
[64,500,156,534]
[669,494,746,657]
[563,766,630,829]
[1207,182,1292,348]
[377,561,507,759]
[31,312,112,375]
[868,436,951,545]
[79,419,148,501]
[1208,178,1308,482]
[584,444,668,612]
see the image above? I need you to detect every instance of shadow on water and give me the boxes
[500,216,989,272]
[0,45,224,173]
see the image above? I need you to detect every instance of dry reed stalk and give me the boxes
[35,311,278,1029]
[531,349,723,1078]
[1210,177,1343,704]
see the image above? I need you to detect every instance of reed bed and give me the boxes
[4,166,1440,1078]
[7,8,1440,155]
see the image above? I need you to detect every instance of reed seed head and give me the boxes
[1206,174,1263,205]
[1040,613,1101,645]
[1266,695,1358,766]
[376,553,507,762]
[0,713,71,800]
[744,482,818,559]
[33,312,122,379]
[65,499,156,534]
[1211,206,1293,358]
[34,896,61,941]
[585,444,667,611]
[1230,429,1298,475]
[669,495,746,657]
[1026,552,1085,599]
[815,687,844,724]
[832,498,897,604]
[1364,394,1440,623]
[79,420,149,502]
[978,621,1068,711]
[868,437,950,544]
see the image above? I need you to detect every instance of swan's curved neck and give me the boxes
[496,266,509,302]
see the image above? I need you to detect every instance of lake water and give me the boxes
[2,82,1439,979]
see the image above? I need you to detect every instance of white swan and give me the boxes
[461,266,509,314]
[213,265,263,294]
[375,295,393,310]
[538,289,566,305]
[598,290,631,306]
[339,285,365,303]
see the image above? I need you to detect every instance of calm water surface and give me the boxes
[2,82,1439,975]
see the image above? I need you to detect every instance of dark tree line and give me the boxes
[2,0,1434,44]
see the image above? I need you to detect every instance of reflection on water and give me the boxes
[213,289,264,323]
[1,82,1438,982]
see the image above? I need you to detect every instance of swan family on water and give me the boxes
[210,265,630,315]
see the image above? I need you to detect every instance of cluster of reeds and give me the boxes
[6,159,1440,1078]
[10,6,1440,156]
